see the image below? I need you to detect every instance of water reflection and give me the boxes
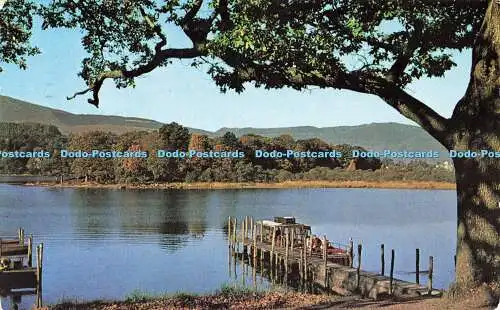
[69,189,211,252]
[0,185,456,305]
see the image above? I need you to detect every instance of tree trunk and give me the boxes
[450,0,500,291]
[453,156,499,288]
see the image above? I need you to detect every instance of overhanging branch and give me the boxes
[216,58,451,148]
[345,73,452,147]
[67,48,203,107]
[67,2,208,107]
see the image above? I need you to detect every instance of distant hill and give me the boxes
[215,123,447,153]
[0,95,447,155]
[0,95,210,135]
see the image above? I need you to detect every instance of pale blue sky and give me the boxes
[0,20,472,131]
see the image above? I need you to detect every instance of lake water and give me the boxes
[0,184,457,308]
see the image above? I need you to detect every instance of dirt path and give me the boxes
[309,295,499,310]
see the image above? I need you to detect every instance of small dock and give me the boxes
[0,228,44,308]
[0,230,31,258]
[227,216,442,300]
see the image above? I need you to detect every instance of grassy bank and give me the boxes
[26,180,456,190]
[39,284,499,310]
[42,285,338,310]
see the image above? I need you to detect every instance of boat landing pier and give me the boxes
[227,216,442,300]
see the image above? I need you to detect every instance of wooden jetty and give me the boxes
[0,228,33,260]
[0,228,44,308]
[227,216,442,300]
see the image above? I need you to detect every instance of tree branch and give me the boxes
[67,48,204,107]
[218,0,231,27]
[138,6,167,53]
[180,2,214,46]
[180,0,203,27]
[68,1,222,107]
[211,0,232,30]
[216,58,451,148]
[67,2,208,107]
[345,73,452,148]
[385,20,424,84]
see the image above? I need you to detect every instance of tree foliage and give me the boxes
[0,122,421,183]
[208,0,483,91]
[0,0,39,73]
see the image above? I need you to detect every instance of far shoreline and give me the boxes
[23,180,456,190]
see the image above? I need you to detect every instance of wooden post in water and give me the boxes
[285,232,289,269]
[322,235,327,260]
[36,243,44,308]
[271,226,276,253]
[304,236,308,282]
[228,216,232,248]
[269,251,274,284]
[249,220,253,257]
[253,252,257,291]
[285,232,289,289]
[28,234,33,267]
[228,236,232,279]
[348,238,354,268]
[416,248,420,284]
[381,244,385,275]
[259,222,263,243]
[253,224,257,260]
[241,219,245,255]
[356,244,362,290]
[428,256,434,294]
[271,226,276,272]
[324,236,329,287]
[244,216,248,241]
[299,238,303,278]
[250,217,253,239]
[18,228,24,245]
[246,216,250,240]
[233,218,237,252]
[389,249,395,295]
[259,222,264,261]
[290,229,295,257]
[275,251,279,270]
[308,236,312,255]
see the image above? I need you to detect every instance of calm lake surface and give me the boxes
[0,184,456,307]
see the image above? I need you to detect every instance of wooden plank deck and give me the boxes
[0,238,29,257]
[239,238,441,299]
[0,239,21,245]
[0,244,29,257]
[0,268,37,290]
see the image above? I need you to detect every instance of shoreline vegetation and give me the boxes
[25,180,456,190]
[40,284,498,310]
[0,123,456,187]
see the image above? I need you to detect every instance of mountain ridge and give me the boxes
[0,95,447,153]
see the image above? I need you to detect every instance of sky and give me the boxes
[0,18,472,132]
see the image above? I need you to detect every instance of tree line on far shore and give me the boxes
[0,122,454,184]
